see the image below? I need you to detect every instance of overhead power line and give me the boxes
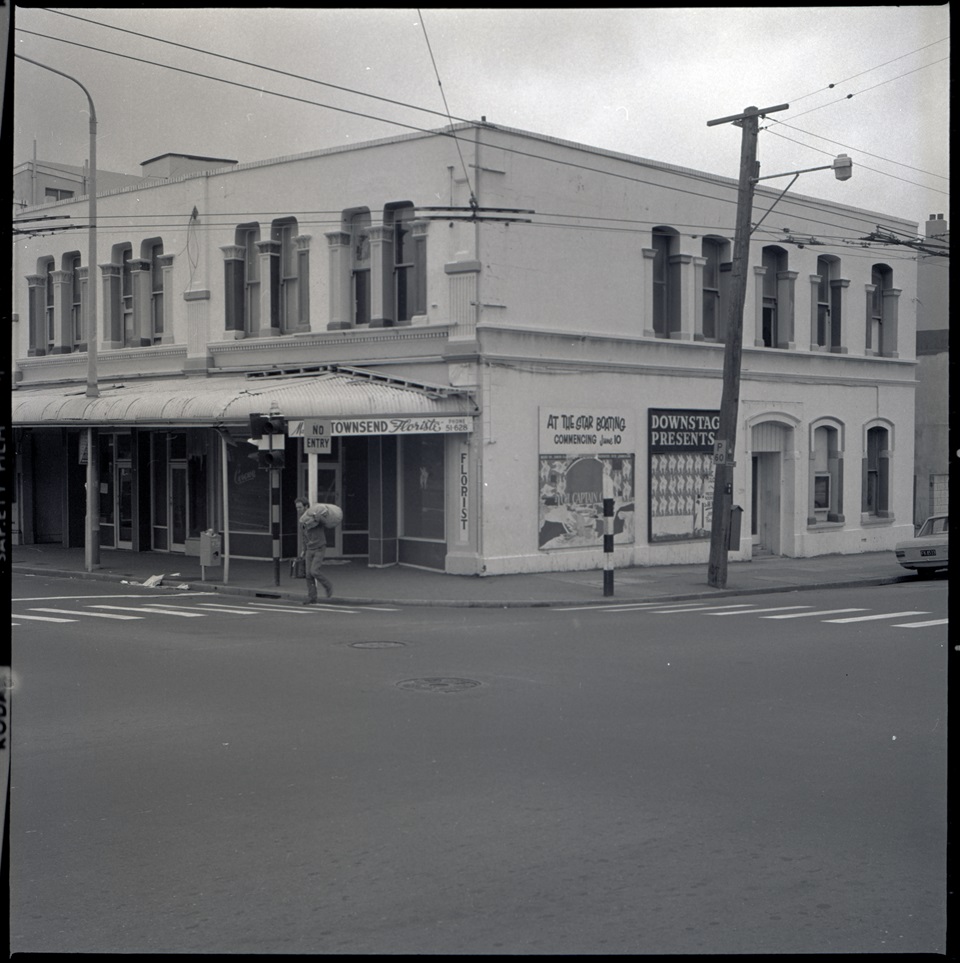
[785,56,949,123]
[783,35,949,105]
[417,8,476,206]
[38,7,466,126]
[766,120,948,181]
[15,16,944,235]
[18,12,947,217]
[763,127,950,198]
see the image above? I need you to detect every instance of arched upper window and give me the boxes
[349,209,371,325]
[814,255,842,349]
[140,238,165,344]
[761,246,788,347]
[272,217,304,333]
[65,251,83,350]
[651,227,680,337]
[42,257,55,352]
[868,263,894,355]
[701,236,729,341]
[236,223,261,336]
[386,202,426,323]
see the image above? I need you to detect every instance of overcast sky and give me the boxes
[11,6,950,227]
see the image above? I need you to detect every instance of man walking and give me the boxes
[295,497,334,603]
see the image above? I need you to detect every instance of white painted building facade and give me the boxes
[11,123,918,575]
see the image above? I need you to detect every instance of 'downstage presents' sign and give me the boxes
[648,408,719,542]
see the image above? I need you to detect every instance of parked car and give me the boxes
[894,514,948,576]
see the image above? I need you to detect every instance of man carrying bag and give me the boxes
[295,497,335,603]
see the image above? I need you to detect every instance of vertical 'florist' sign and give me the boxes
[538,408,635,550]
[648,408,719,542]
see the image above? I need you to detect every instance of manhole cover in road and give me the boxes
[349,641,407,649]
[396,677,482,693]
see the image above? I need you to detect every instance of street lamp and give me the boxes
[705,104,852,589]
[750,154,854,236]
[16,54,101,570]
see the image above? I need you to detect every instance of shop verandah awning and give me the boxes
[11,366,478,429]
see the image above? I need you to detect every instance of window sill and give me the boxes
[860,513,895,527]
[806,520,845,532]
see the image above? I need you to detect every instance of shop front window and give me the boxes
[401,435,445,540]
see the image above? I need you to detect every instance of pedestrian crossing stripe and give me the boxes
[894,618,948,628]
[242,601,358,614]
[12,592,218,602]
[547,603,946,628]
[823,611,929,623]
[189,603,260,614]
[28,607,143,620]
[89,604,207,618]
[13,601,372,620]
[558,601,734,612]
[12,613,76,623]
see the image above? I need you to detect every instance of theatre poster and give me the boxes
[648,408,719,542]
[538,407,635,551]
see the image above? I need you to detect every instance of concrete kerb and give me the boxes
[13,564,909,608]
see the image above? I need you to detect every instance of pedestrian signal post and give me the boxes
[249,412,288,585]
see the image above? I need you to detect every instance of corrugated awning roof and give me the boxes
[12,369,477,428]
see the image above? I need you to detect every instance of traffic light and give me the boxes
[249,412,287,438]
[258,449,285,469]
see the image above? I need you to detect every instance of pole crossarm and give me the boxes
[706,103,789,127]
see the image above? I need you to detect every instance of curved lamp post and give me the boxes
[16,54,101,569]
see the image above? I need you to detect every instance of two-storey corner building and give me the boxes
[11,122,919,577]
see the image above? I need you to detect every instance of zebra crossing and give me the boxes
[11,596,398,626]
[553,598,947,629]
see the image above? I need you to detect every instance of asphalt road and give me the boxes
[9,574,948,954]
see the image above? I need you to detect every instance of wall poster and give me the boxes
[648,408,719,542]
[538,408,635,551]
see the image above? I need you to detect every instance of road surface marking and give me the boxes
[242,601,372,614]
[823,611,929,623]
[12,613,77,623]
[710,605,813,615]
[649,603,756,614]
[13,592,217,602]
[893,618,948,628]
[558,601,762,613]
[89,604,207,618]
[762,608,868,619]
[191,603,261,615]
[29,607,143,620]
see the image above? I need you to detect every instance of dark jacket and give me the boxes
[299,512,327,551]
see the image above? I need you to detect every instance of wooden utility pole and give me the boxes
[706,104,788,588]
